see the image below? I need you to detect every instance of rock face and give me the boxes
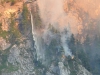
[0,37,11,50]
[1,39,92,75]
[2,40,35,75]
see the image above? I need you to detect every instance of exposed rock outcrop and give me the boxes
[0,37,11,50]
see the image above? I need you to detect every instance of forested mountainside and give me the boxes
[0,0,99,75]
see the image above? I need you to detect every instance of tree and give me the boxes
[68,34,76,56]
[76,39,91,71]
[11,0,16,5]
[22,4,29,21]
[21,3,29,33]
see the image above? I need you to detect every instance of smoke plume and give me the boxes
[37,0,81,34]
[36,0,75,56]
[35,0,100,57]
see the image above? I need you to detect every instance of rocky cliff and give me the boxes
[0,0,98,75]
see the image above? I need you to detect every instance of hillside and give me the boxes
[0,0,99,75]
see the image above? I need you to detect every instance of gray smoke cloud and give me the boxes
[37,0,84,34]
[37,0,74,56]
[36,0,100,56]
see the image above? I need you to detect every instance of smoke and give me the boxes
[37,0,80,32]
[35,0,100,57]
[36,0,75,56]
[75,0,100,19]
[60,28,72,56]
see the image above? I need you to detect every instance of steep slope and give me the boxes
[0,0,98,75]
[30,0,92,75]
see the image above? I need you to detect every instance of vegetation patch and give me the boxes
[19,3,31,35]
[68,34,91,71]
[3,63,19,73]
[0,13,21,44]
[0,0,22,5]
[31,5,43,29]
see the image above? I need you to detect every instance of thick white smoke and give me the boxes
[34,0,100,58]
[36,0,74,56]
[37,0,82,34]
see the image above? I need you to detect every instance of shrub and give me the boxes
[11,0,16,5]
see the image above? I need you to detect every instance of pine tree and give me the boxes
[68,34,76,56]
